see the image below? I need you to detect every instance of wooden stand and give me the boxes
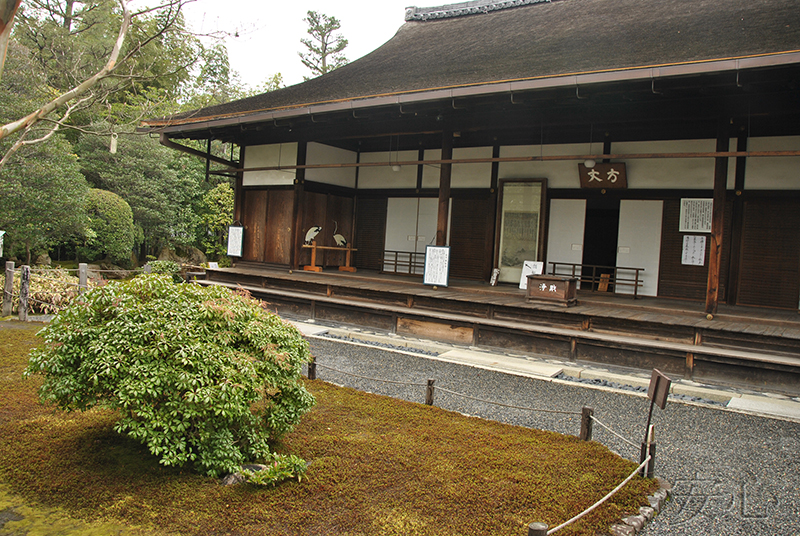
[526,275,578,306]
[302,241,358,272]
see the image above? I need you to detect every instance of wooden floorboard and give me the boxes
[208,265,800,339]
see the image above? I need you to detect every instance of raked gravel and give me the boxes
[307,337,800,536]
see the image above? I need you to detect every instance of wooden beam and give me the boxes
[159,134,237,168]
[705,127,729,317]
[291,141,308,271]
[224,149,800,174]
[437,130,453,246]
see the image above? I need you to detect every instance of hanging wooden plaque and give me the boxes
[579,163,627,188]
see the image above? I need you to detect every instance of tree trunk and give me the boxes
[0,0,22,81]
[64,0,75,31]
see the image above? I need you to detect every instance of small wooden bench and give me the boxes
[302,241,358,272]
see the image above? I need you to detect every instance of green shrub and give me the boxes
[26,274,315,478]
[145,260,181,282]
[80,189,135,266]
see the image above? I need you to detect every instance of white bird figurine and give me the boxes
[332,220,347,247]
[304,226,322,244]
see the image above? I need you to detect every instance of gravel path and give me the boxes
[307,337,800,536]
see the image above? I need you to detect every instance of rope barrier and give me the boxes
[436,386,582,416]
[314,362,581,416]
[545,454,652,535]
[30,268,79,273]
[590,415,639,449]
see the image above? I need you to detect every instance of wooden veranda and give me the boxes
[200,264,800,396]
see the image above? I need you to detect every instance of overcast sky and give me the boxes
[182,0,416,89]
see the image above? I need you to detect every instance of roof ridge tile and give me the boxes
[405,0,552,21]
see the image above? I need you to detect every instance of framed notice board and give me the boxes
[423,245,450,287]
[227,225,244,257]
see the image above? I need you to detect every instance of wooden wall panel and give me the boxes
[450,197,494,281]
[737,199,800,309]
[265,189,294,265]
[242,190,267,262]
[298,191,328,266]
[355,197,388,271]
[324,194,355,267]
[658,198,731,301]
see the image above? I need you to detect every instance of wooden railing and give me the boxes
[548,262,645,299]
[382,250,425,276]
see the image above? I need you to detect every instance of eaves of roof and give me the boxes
[150,50,800,135]
[142,0,800,135]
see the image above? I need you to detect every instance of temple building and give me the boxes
[143,0,800,393]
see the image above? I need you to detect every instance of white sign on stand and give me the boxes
[423,245,450,287]
[0,231,5,257]
[519,260,544,289]
[227,225,244,257]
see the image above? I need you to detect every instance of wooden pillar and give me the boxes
[705,127,729,317]
[291,141,308,271]
[233,146,245,224]
[726,131,748,305]
[436,130,452,246]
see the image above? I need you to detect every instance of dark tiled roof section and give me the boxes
[157,0,800,125]
[404,0,551,21]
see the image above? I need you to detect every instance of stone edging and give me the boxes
[607,477,672,535]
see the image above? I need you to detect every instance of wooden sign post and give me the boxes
[641,369,671,477]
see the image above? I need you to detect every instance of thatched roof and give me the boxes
[147,0,800,130]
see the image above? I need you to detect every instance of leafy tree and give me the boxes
[76,123,202,257]
[0,0,197,167]
[298,10,348,79]
[27,275,316,478]
[0,42,88,263]
[79,188,135,265]
[199,181,234,261]
[0,134,87,263]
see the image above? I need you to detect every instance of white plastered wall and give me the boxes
[744,136,800,189]
[305,142,357,188]
[243,143,297,186]
[615,200,663,297]
[358,150,418,188]
[610,139,735,189]
[422,147,493,188]
[498,143,588,187]
[546,199,587,274]
[384,198,443,274]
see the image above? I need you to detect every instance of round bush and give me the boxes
[26,275,315,477]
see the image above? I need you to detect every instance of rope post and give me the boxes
[2,261,14,317]
[645,441,656,479]
[639,425,655,477]
[18,265,30,322]
[528,522,548,536]
[308,356,317,380]
[580,406,594,441]
[425,379,435,405]
[78,263,88,293]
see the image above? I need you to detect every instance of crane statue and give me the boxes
[304,225,322,245]
[332,220,347,247]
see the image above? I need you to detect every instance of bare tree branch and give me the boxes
[0,93,90,167]
[0,0,196,171]
[0,0,131,145]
